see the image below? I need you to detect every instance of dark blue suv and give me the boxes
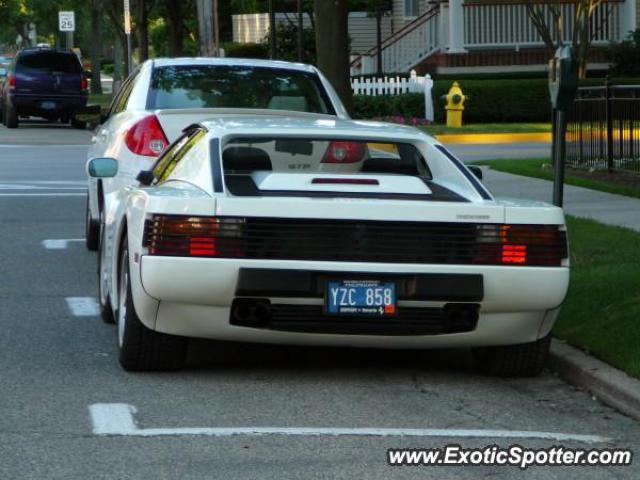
[1,47,88,129]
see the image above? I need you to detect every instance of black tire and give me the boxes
[85,196,100,251]
[5,102,18,128]
[97,220,115,324]
[473,334,551,377]
[71,116,86,129]
[117,236,187,371]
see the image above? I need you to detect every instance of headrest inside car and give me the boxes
[223,146,272,172]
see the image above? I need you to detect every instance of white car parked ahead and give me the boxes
[89,116,569,376]
[85,57,349,250]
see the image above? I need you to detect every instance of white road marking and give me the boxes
[0,193,85,197]
[66,297,100,317]
[89,403,611,443]
[0,144,89,148]
[42,239,84,250]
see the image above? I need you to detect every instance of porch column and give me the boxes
[621,0,636,38]
[448,0,466,53]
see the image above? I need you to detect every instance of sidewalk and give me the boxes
[481,167,640,232]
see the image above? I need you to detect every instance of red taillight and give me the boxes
[81,76,88,91]
[7,73,16,89]
[322,141,366,163]
[124,115,169,157]
[501,244,527,264]
[144,215,245,257]
[475,224,567,266]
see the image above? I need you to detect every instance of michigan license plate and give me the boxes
[326,280,397,317]
[41,101,56,110]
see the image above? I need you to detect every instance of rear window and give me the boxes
[216,137,470,202]
[148,65,334,114]
[223,138,430,177]
[17,51,82,74]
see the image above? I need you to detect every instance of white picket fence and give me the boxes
[351,70,429,96]
[351,70,434,121]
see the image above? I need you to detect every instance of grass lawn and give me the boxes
[555,216,640,378]
[420,123,551,136]
[474,158,640,199]
[88,93,113,108]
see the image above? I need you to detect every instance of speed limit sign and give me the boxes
[59,11,75,32]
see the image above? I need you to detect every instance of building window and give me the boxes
[404,0,419,17]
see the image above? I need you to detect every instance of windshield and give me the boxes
[148,65,334,114]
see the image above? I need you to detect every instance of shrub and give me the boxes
[222,42,269,59]
[353,79,551,122]
[352,76,640,122]
[610,30,640,76]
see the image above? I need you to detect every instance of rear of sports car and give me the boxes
[133,131,569,375]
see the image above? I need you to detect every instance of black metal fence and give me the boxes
[566,83,640,173]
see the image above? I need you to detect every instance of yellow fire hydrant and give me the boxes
[443,81,466,128]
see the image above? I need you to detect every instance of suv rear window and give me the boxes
[148,65,334,114]
[17,51,82,73]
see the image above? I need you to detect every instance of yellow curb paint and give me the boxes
[434,133,552,144]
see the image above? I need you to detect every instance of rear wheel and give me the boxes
[117,236,187,371]
[85,196,100,251]
[5,102,18,128]
[473,334,551,377]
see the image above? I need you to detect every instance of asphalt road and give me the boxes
[0,121,637,480]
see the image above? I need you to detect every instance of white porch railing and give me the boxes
[351,6,441,75]
[351,1,626,75]
[463,1,624,49]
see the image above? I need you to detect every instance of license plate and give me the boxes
[326,280,397,317]
[41,101,56,110]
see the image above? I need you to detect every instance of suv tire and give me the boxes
[5,102,18,128]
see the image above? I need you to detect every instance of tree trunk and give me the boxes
[314,0,352,114]
[90,0,103,94]
[136,0,149,62]
[165,0,183,56]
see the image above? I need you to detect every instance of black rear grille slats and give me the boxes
[144,216,568,266]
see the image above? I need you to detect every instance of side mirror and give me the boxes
[468,165,483,181]
[87,157,118,178]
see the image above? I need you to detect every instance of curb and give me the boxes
[434,132,551,144]
[548,340,640,421]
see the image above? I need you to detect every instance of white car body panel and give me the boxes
[98,116,569,350]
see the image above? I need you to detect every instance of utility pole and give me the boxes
[213,0,220,55]
[124,0,132,74]
[269,0,276,59]
[297,0,303,62]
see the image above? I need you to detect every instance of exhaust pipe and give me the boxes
[231,299,272,327]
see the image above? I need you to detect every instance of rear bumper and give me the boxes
[135,257,568,347]
[8,93,87,114]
